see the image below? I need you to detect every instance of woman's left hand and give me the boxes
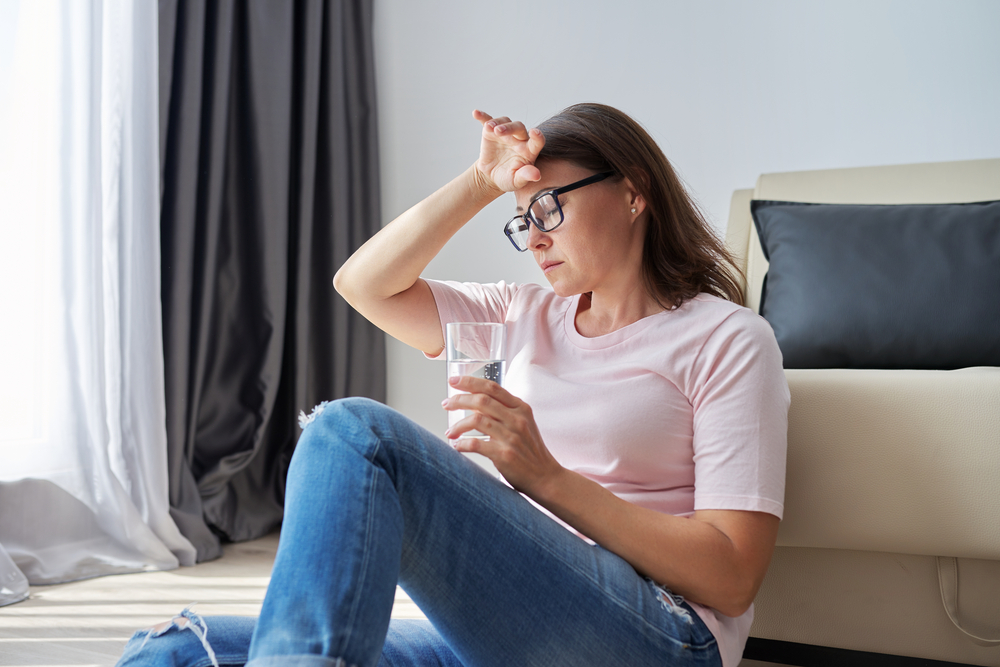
[443,375,564,497]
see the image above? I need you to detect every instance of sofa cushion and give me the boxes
[778,367,1000,559]
[751,199,1000,370]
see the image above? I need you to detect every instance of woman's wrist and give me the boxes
[527,464,578,513]
[467,163,505,204]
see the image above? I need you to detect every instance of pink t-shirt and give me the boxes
[426,279,789,667]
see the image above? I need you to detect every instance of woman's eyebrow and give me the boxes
[515,185,556,212]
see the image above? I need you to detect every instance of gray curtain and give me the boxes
[158,0,385,561]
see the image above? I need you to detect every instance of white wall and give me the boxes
[372,0,1000,436]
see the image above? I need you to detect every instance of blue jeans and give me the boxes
[117,398,721,667]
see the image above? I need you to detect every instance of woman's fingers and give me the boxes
[446,406,521,460]
[448,375,519,408]
[513,164,542,187]
[526,126,545,156]
[442,395,504,440]
[451,424,514,455]
[444,390,562,496]
[474,110,534,141]
[442,378,520,441]
[493,120,529,140]
[446,410,503,442]
[444,395,504,432]
[473,109,544,191]
[473,110,509,128]
[474,111,509,131]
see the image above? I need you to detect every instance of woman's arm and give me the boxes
[533,468,779,618]
[333,111,544,356]
[445,375,779,618]
[334,165,498,356]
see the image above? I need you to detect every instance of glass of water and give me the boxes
[445,322,506,440]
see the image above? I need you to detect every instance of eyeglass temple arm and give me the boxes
[550,170,616,196]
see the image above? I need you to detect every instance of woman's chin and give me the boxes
[544,278,579,298]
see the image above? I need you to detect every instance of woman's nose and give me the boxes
[527,223,550,250]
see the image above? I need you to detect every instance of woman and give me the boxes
[117,103,788,667]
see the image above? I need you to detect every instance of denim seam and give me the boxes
[501,511,714,650]
[248,658,353,667]
[388,435,717,652]
[340,436,383,662]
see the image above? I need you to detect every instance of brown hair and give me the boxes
[536,103,745,309]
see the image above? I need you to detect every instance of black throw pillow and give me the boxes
[751,199,1000,370]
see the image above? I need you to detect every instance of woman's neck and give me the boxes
[574,285,665,338]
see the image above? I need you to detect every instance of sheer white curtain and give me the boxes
[0,0,195,595]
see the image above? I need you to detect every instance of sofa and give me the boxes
[724,157,1000,666]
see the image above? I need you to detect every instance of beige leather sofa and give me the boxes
[725,158,1000,666]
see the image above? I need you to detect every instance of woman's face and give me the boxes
[513,159,644,298]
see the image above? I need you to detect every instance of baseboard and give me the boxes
[743,638,979,667]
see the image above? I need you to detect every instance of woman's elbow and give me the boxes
[716,574,765,618]
[718,596,754,619]
[333,265,354,300]
[710,591,754,618]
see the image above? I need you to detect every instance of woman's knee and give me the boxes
[298,396,384,429]
[291,398,451,495]
[298,397,402,441]
[286,400,402,495]
[295,397,416,458]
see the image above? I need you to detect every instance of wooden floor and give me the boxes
[0,532,423,667]
[0,531,778,667]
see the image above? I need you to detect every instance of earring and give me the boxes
[631,207,637,214]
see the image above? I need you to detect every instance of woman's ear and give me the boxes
[622,176,647,219]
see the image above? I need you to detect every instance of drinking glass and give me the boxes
[445,322,506,440]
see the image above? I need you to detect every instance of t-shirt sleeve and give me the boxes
[423,279,519,359]
[689,310,790,519]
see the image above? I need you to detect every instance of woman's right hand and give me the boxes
[473,110,545,193]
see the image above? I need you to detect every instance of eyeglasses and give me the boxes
[503,171,616,252]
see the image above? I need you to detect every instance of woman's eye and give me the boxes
[539,197,559,216]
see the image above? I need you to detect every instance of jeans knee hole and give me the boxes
[298,400,332,429]
[138,606,220,667]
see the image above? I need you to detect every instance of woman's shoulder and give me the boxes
[671,293,772,334]
[683,294,784,367]
[652,293,781,361]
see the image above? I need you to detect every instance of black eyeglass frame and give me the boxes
[503,171,617,252]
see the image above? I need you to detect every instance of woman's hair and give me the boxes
[536,103,745,308]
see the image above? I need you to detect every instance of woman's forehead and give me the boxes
[514,160,590,209]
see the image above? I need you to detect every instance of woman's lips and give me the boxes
[541,261,563,274]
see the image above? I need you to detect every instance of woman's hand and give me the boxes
[443,374,564,496]
[472,110,545,194]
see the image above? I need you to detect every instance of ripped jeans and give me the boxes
[117,398,721,667]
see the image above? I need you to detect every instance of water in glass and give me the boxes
[447,359,505,439]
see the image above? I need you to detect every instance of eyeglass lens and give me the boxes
[506,218,531,251]
[528,194,562,231]
[506,194,561,251]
